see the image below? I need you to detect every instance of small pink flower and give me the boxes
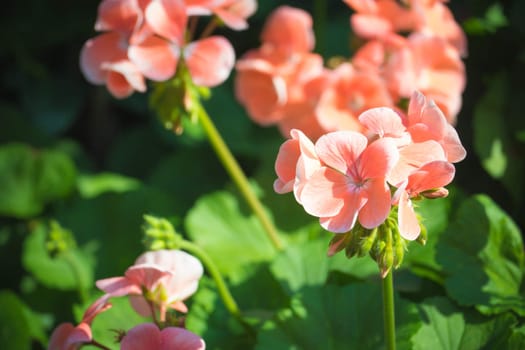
[187,0,257,30]
[299,131,399,232]
[47,295,112,350]
[96,250,203,321]
[121,323,205,350]
[393,160,455,240]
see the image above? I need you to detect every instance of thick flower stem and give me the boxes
[197,108,284,251]
[382,270,396,350]
[180,240,241,319]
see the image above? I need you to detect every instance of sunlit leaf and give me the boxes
[77,173,141,199]
[412,297,516,350]
[436,194,525,315]
[22,223,95,291]
[185,190,278,280]
[256,283,421,350]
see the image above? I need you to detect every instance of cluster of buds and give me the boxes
[235,1,466,141]
[274,90,466,277]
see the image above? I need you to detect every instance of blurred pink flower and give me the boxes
[96,249,203,321]
[299,131,399,232]
[186,0,258,30]
[47,295,111,350]
[121,323,205,350]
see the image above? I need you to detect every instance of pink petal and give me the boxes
[443,125,466,162]
[125,264,172,291]
[351,14,393,39]
[397,189,420,240]
[80,32,127,84]
[358,178,391,228]
[358,107,406,138]
[184,36,235,87]
[129,295,154,317]
[406,90,426,125]
[48,323,75,350]
[389,140,445,185]
[319,189,367,233]
[95,0,140,32]
[103,60,147,97]
[315,131,368,174]
[145,0,187,45]
[300,167,346,218]
[106,70,139,98]
[82,294,112,324]
[96,276,142,297]
[128,35,178,81]
[121,323,162,350]
[65,323,92,347]
[260,5,315,53]
[407,161,455,194]
[160,327,206,350]
[358,138,399,179]
[274,138,301,194]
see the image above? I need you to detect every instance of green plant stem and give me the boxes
[382,270,396,350]
[180,240,241,319]
[197,108,283,251]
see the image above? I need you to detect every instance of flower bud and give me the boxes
[357,227,377,257]
[421,187,449,199]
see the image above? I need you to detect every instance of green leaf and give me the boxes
[463,4,508,35]
[22,223,95,291]
[256,283,421,350]
[185,191,277,280]
[0,290,47,350]
[77,172,141,199]
[0,143,76,218]
[270,237,378,295]
[436,194,525,315]
[412,297,517,350]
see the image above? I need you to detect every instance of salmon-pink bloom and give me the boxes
[47,295,112,350]
[80,32,147,98]
[260,5,315,54]
[315,63,393,134]
[299,131,399,233]
[96,250,203,321]
[235,49,325,127]
[393,160,455,240]
[121,323,205,350]
[405,90,466,163]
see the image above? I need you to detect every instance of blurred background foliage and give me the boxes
[1,0,524,349]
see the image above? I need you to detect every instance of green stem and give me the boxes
[382,270,396,350]
[180,240,241,319]
[197,108,284,251]
[63,251,89,304]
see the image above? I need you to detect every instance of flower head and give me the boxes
[120,323,205,350]
[96,249,203,321]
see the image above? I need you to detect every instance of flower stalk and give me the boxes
[179,240,241,319]
[197,108,284,251]
[382,270,396,350]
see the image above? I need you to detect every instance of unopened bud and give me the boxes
[328,232,352,257]
[416,222,428,245]
[392,227,406,269]
[421,187,449,199]
[345,225,366,259]
[358,227,377,257]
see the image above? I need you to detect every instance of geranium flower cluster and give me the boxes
[80,0,257,98]
[235,1,466,140]
[274,91,466,275]
[48,249,205,350]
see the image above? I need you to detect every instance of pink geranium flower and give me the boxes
[299,131,399,232]
[96,249,203,321]
[187,0,258,31]
[47,295,112,350]
[121,323,205,350]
